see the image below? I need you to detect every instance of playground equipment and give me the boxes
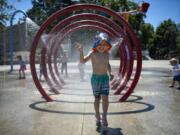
[9,10,27,73]
[119,1,150,22]
[30,4,149,102]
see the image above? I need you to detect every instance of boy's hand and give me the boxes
[110,73,114,81]
[75,42,83,52]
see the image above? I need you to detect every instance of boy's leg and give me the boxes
[91,74,101,125]
[22,70,26,79]
[65,63,68,76]
[94,96,101,121]
[19,69,21,79]
[80,70,85,81]
[61,64,64,74]
[169,80,175,87]
[101,95,109,126]
[82,70,85,80]
[177,81,180,90]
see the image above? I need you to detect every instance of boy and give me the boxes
[169,58,180,90]
[76,33,114,129]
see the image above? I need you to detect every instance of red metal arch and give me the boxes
[30,4,142,102]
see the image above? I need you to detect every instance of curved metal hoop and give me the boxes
[30,4,142,102]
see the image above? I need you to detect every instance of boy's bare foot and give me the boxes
[96,120,101,127]
[100,118,108,134]
[110,74,114,81]
[101,118,108,127]
[95,115,101,127]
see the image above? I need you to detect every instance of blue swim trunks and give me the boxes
[173,74,180,81]
[91,74,110,97]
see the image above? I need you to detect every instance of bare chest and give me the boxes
[92,53,109,64]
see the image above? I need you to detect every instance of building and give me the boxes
[0,18,40,64]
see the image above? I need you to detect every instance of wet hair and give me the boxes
[92,33,112,52]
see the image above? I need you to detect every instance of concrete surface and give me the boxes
[0,60,180,135]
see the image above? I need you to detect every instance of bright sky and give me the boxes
[134,0,180,29]
[7,0,32,26]
[7,0,180,29]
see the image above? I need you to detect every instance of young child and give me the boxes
[39,61,43,81]
[76,33,114,129]
[77,61,86,81]
[60,51,68,77]
[17,55,26,79]
[169,58,180,90]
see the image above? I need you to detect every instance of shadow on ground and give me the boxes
[29,95,155,115]
[96,127,123,135]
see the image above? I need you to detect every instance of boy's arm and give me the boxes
[108,62,114,81]
[80,50,92,63]
[174,65,180,72]
[175,68,180,72]
[76,43,92,63]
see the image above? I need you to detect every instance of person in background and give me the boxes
[17,55,26,79]
[77,60,86,81]
[169,58,180,90]
[60,51,68,77]
[39,60,43,81]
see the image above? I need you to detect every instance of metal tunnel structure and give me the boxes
[30,4,142,102]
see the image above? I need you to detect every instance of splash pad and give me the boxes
[30,4,142,102]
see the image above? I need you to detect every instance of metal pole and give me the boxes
[9,10,27,73]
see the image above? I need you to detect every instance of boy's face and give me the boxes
[96,40,110,53]
[170,61,177,66]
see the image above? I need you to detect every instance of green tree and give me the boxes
[0,0,14,30]
[102,0,144,33]
[176,23,180,60]
[99,0,137,12]
[27,0,73,26]
[154,19,178,59]
[97,0,144,33]
[80,0,96,4]
[139,23,154,50]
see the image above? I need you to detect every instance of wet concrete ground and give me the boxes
[0,60,180,135]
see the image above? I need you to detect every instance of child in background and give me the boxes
[17,55,26,79]
[39,61,43,81]
[169,58,180,90]
[78,61,86,81]
[60,51,68,77]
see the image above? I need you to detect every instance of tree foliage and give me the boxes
[153,19,178,59]
[175,23,180,59]
[139,23,154,50]
[25,0,180,60]
[27,0,73,26]
[0,0,14,30]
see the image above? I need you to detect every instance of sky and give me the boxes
[7,0,180,29]
[134,0,180,28]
